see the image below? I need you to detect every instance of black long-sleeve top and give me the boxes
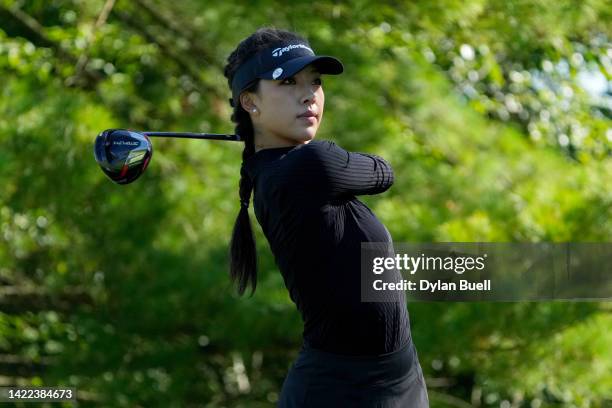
[244,139,411,355]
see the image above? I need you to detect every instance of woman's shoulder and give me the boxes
[248,139,340,184]
[295,138,337,152]
[284,139,342,163]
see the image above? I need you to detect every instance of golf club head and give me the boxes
[94,129,153,184]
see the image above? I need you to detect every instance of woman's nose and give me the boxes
[301,88,317,105]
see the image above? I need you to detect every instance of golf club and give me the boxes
[94,128,241,185]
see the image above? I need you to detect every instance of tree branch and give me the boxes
[0,286,93,314]
[66,0,117,87]
[0,4,104,89]
[132,0,217,68]
[110,8,217,95]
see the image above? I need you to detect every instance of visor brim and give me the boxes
[259,55,344,80]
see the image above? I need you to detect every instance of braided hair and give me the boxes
[223,27,309,297]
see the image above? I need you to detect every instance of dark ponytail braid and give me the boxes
[223,26,309,297]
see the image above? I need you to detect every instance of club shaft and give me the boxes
[142,131,241,141]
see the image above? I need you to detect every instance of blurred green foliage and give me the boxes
[0,0,611,406]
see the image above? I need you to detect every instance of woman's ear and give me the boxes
[240,93,257,113]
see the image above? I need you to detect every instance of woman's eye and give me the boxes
[281,77,323,85]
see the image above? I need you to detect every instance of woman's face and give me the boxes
[243,64,324,150]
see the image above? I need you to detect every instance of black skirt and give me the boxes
[277,339,429,408]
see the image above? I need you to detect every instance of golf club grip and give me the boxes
[142,132,241,141]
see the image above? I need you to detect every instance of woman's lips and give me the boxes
[298,111,319,125]
[297,110,318,125]
[299,116,317,125]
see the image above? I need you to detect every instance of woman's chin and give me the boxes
[298,129,318,141]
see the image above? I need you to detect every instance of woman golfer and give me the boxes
[224,27,429,407]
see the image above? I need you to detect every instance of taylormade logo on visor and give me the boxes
[272,43,313,57]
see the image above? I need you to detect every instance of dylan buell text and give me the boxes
[373,279,492,292]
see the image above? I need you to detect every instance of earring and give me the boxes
[252,108,257,112]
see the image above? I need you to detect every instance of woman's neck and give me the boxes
[253,129,313,153]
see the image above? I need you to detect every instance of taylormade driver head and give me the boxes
[94,129,153,184]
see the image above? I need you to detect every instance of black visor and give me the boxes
[229,41,344,108]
